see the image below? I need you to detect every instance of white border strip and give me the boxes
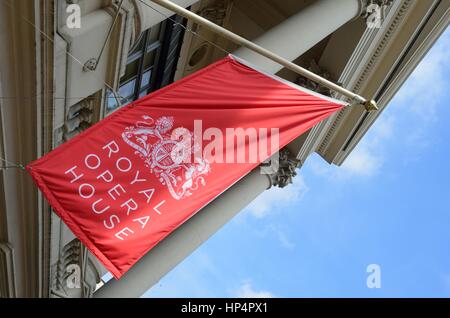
[229,54,349,106]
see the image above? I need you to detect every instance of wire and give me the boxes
[0,157,25,170]
[91,0,125,71]
[0,0,125,169]
[137,0,233,56]
[0,0,234,102]
[0,0,125,101]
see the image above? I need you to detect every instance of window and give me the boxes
[106,15,186,113]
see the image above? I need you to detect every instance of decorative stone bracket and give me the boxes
[265,148,301,189]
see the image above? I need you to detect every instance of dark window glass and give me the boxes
[143,50,157,70]
[138,90,148,98]
[106,15,187,114]
[147,24,161,44]
[106,89,119,111]
[118,79,136,101]
[141,69,152,88]
[122,60,139,82]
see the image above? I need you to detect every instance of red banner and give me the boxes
[27,55,344,278]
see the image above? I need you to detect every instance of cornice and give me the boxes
[317,0,440,160]
[333,0,450,165]
[316,0,414,157]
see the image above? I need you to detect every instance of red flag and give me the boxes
[27,55,345,278]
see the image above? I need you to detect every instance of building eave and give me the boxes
[313,0,450,166]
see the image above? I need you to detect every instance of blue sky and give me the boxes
[142,27,450,298]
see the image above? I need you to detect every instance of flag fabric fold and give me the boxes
[27,55,345,279]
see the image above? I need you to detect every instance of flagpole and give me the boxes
[149,0,378,111]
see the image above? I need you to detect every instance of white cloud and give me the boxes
[309,29,450,180]
[393,29,450,149]
[233,281,274,298]
[340,146,382,177]
[245,174,308,218]
[371,113,395,141]
[269,225,295,250]
[339,111,396,177]
[396,30,450,121]
[144,251,223,298]
[308,143,382,180]
[308,108,396,180]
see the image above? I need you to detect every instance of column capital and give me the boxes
[358,1,394,14]
[295,59,337,98]
[359,0,394,25]
[266,148,301,189]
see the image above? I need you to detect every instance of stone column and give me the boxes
[135,0,199,34]
[234,0,365,74]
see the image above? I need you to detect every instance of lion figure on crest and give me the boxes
[122,115,210,200]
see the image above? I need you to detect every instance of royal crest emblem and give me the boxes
[122,115,210,200]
